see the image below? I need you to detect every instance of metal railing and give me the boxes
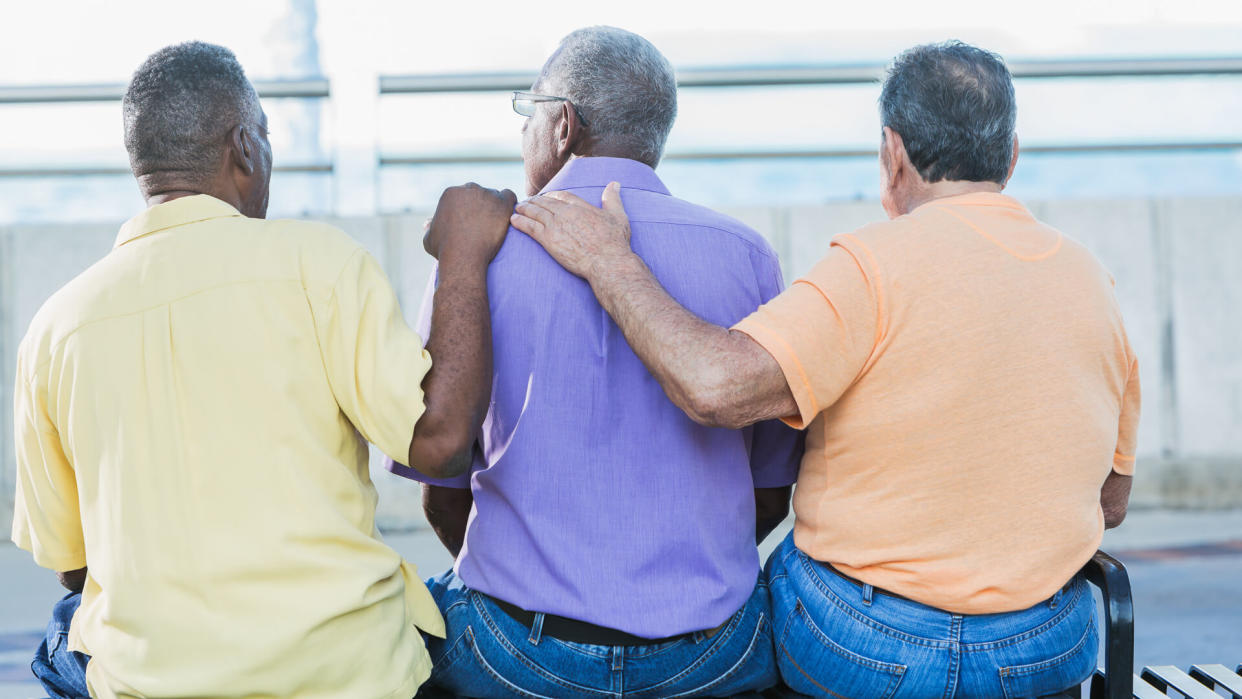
[0,78,330,104]
[379,56,1242,93]
[378,56,1242,166]
[2,57,1241,180]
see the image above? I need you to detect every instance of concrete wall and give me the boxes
[1,196,1239,533]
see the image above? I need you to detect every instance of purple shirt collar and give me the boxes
[540,156,671,197]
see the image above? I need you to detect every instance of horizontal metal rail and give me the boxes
[380,57,1242,94]
[378,141,1242,167]
[0,79,330,104]
[0,163,333,178]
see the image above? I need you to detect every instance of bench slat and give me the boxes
[1133,674,1170,699]
[1189,664,1242,698]
[1141,665,1221,699]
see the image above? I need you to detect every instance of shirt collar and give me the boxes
[114,194,244,249]
[540,156,671,196]
[912,190,1029,215]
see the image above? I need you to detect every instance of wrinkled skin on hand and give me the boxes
[510,181,633,280]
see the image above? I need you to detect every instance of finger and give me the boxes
[542,190,592,209]
[527,193,574,215]
[514,199,557,224]
[510,212,545,239]
[601,182,627,218]
[500,189,518,208]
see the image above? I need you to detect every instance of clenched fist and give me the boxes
[424,183,518,265]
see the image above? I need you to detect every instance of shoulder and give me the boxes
[252,217,372,285]
[630,192,781,262]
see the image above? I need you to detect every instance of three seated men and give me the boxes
[14,30,1136,699]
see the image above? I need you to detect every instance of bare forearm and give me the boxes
[587,253,794,428]
[58,567,86,594]
[408,258,492,478]
[423,485,473,558]
[1101,471,1132,529]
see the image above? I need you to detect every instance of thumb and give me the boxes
[601,181,627,218]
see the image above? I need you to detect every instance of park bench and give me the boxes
[1053,550,1242,699]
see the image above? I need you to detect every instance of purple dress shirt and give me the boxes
[389,157,802,637]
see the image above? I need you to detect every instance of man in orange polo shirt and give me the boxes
[506,41,1138,698]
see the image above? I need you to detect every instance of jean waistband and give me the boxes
[481,592,698,646]
[822,562,912,601]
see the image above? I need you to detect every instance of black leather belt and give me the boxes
[825,563,912,602]
[482,593,697,646]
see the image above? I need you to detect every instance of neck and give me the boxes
[574,141,654,168]
[138,171,241,212]
[900,179,1003,215]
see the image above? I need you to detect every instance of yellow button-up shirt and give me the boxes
[12,195,444,698]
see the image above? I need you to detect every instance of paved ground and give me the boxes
[0,509,1239,698]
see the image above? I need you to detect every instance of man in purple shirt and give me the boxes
[392,26,802,697]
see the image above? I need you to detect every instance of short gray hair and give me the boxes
[123,41,262,184]
[538,27,677,167]
[880,41,1016,184]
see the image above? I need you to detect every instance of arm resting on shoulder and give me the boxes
[588,254,796,430]
[423,485,474,558]
[512,184,797,430]
[406,256,493,479]
[406,184,516,479]
[1101,471,1131,529]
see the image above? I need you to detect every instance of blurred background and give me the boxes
[0,1,1239,694]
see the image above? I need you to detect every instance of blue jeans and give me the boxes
[31,592,91,699]
[766,533,1097,699]
[420,570,779,698]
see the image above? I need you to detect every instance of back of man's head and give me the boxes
[538,26,677,167]
[123,41,261,190]
[880,41,1016,184]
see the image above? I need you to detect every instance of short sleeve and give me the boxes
[11,365,86,572]
[314,249,433,465]
[1113,355,1140,476]
[745,246,805,486]
[732,239,880,429]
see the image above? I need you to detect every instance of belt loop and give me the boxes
[611,646,624,672]
[529,612,545,645]
[692,630,705,644]
[862,584,874,606]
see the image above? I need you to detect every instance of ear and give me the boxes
[881,126,906,181]
[1004,134,1020,185]
[229,124,256,177]
[555,101,585,160]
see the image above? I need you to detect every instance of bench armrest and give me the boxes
[1083,550,1134,699]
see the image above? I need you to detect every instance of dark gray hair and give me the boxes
[880,41,1017,184]
[538,26,677,167]
[123,41,262,183]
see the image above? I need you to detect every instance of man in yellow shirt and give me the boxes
[13,42,514,698]
[508,41,1138,698]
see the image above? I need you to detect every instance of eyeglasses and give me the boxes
[511,91,590,127]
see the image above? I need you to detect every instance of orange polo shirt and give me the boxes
[735,191,1139,614]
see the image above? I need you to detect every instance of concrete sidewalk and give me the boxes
[1,508,1239,698]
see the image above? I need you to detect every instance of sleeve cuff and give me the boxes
[11,530,86,573]
[732,318,820,430]
[385,457,472,488]
[1112,452,1136,477]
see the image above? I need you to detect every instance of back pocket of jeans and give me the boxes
[778,600,906,699]
[998,619,1097,699]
